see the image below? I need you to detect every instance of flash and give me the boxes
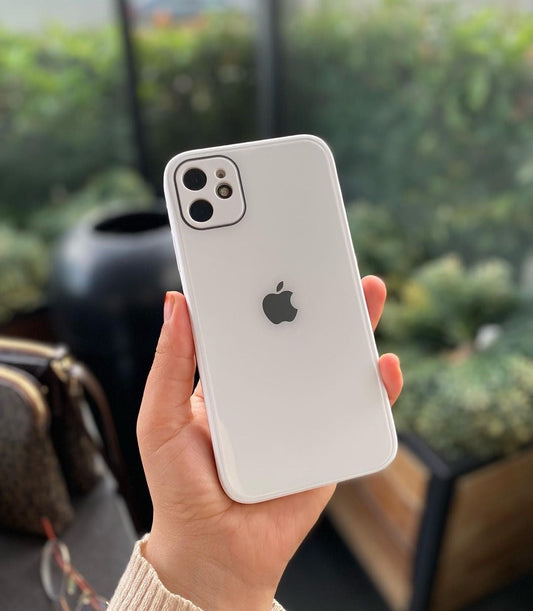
[217,184,233,199]
[216,169,226,179]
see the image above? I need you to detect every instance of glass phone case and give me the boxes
[164,135,397,503]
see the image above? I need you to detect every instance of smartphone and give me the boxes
[163,135,397,503]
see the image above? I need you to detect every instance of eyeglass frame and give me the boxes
[40,517,109,611]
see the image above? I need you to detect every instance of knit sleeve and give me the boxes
[108,536,286,611]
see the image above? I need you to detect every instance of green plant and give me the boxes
[0,13,254,218]
[1,3,531,460]
[488,300,533,361]
[286,2,533,266]
[3,3,532,254]
[0,225,48,322]
[287,2,533,201]
[395,351,533,461]
[381,254,518,349]
[346,201,422,291]
[378,252,533,461]
[136,12,255,185]
[0,26,132,217]
[421,190,533,269]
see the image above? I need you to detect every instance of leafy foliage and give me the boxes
[285,2,533,212]
[135,13,255,185]
[376,250,533,461]
[0,13,253,322]
[346,202,422,291]
[396,351,533,461]
[1,3,532,460]
[488,300,533,361]
[0,225,48,321]
[0,13,254,216]
[0,26,132,216]
[381,254,517,349]
[368,238,532,460]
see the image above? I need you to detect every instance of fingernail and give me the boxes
[164,292,174,322]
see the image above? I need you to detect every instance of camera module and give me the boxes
[189,199,213,222]
[183,168,207,191]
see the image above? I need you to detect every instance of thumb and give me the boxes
[137,291,196,451]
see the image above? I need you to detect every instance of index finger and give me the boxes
[362,275,387,331]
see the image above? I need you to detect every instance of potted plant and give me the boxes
[328,210,533,610]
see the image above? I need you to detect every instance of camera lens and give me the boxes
[216,184,233,199]
[189,199,213,223]
[183,168,207,191]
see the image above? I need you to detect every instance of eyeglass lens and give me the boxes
[41,539,70,600]
[41,539,108,610]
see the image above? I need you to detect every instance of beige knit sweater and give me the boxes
[108,536,286,611]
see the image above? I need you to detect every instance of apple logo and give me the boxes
[262,281,298,324]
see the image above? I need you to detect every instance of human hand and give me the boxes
[138,275,403,611]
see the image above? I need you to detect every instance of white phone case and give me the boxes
[163,135,397,503]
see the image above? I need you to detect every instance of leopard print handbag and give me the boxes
[0,364,74,536]
[0,338,101,497]
[0,338,129,536]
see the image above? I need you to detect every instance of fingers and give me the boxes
[362,277,403,405]
[138,292,196,447]
[362,275,386,331]
[379,353,403,406]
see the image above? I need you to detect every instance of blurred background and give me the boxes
[0,0,532,609]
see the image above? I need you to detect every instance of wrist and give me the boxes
[143,529,277,611]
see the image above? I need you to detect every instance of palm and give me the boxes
[144,386,333,580]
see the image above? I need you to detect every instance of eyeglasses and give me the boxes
[40,518,109,611]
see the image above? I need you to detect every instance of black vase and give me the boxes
[49,209,181,529]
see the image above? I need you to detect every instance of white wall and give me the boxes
[1,0,531,33]
[0,0,114,31]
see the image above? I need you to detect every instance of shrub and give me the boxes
[396,351,533,461]
[421,190,533,269]
[379,252,533,461]
[0,225,48,321]
[346,201,422,291]
[381,254,517,349]
[488,301,533,361]
[135,13,255,184]
[2,2,532,253]
[0,26,132,217]
[0,14,254,218]
[1,3,531,460]
[285,2,533,205]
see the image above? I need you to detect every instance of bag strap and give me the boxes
[69,362,133,508]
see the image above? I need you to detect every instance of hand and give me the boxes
[138,276,403,611]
